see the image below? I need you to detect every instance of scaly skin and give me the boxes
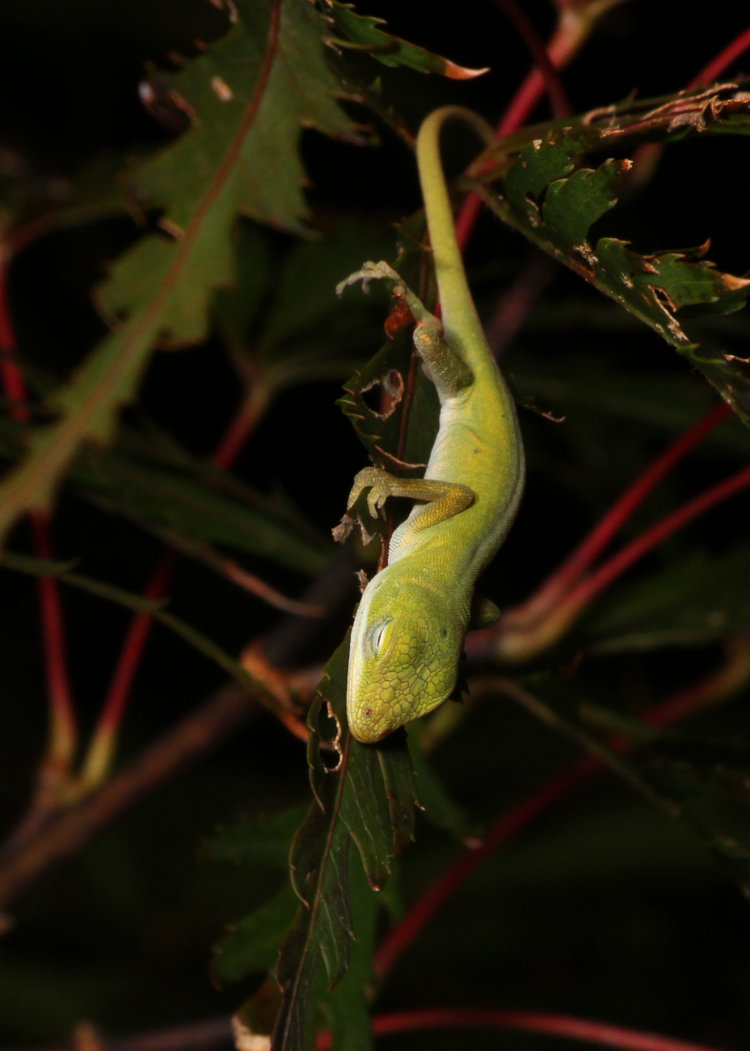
[341,107,525,743]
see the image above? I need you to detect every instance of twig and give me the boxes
[0,258,77,848]
[690,23,750,88]
[374,642,750,981]
[631,22,750,193]
[0,682,262,909]
[78,553,180,791]
[496,462,750,662]
[0,1018,233,1051]
[498,402,730,636]
[485,252,557,360]
[329,1008,730,1051]
[1,1005,726,1051]
[455,3,609,251]
[491,0,573,121]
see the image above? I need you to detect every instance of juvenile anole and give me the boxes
[337,106,525,744]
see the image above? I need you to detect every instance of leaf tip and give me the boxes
[442,60,490,81]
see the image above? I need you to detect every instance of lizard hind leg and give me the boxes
[413,316,473,398]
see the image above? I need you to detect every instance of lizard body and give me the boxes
[340,107,525,743]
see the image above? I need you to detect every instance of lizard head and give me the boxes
[346,568,465,744]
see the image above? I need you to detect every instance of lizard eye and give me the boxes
[368,618,392,657]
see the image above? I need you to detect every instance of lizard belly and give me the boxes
[389,380,520,575]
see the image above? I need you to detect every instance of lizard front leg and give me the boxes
[347,466,474,533]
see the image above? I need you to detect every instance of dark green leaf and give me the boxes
[215,223,396,406]
[74,438,329,577]
[327,2,487,78]
[213,883,300,986]
[319,860,378,1051]
[407,735,481,842]
[512,675,750,896]
[206,806,308,869]
[272,634,419,1049]
[337,318,440,477]
[644,737,750,894]
[0,0,366,547]
[576,546,750,654]
[478,84,750,424]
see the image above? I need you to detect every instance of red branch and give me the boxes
[455,11,587,251]
[345,19,746,1051]
[689,23,750,87]
[374,645,749,982]
[568,462,750,613]
[0,261,76,770]
[492,0,572,121]
[318,1008,728,1051]
[83,0,288,770]
[510,403,730,624]
[374,760,592,980]
[101,555,179,733]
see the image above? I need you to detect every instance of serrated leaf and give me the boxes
[288,781,354,984]
[272,636,418,1050]
[477,83,750,424]
[377,736,419,853]
[319,859,378,1051]
[0,321,160,546]
[326,1,487,79]
[541,159,623,248]
[274,791,351,1051]
[310,637,419,888]
[337,312,440,475]
[0,0,364,548]
[103,0,363,342]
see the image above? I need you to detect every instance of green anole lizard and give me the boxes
[336,106,525,744]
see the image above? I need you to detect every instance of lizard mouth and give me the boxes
[349,704,391,744]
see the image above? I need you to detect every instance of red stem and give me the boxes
[567,461,750,615]
[29,514,77,765]
[455,12,587,251]
[89,553,179,748]
[516,403,730,621]
[372,26,750,1040]
[318,1008,726,1051]
[0,261,76,767]
[211,384,268,471]
[689,23,750,87]
[374,760,593,980]
[492,0,573,122]
[86,376,267,774]
[375,644,748,982]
